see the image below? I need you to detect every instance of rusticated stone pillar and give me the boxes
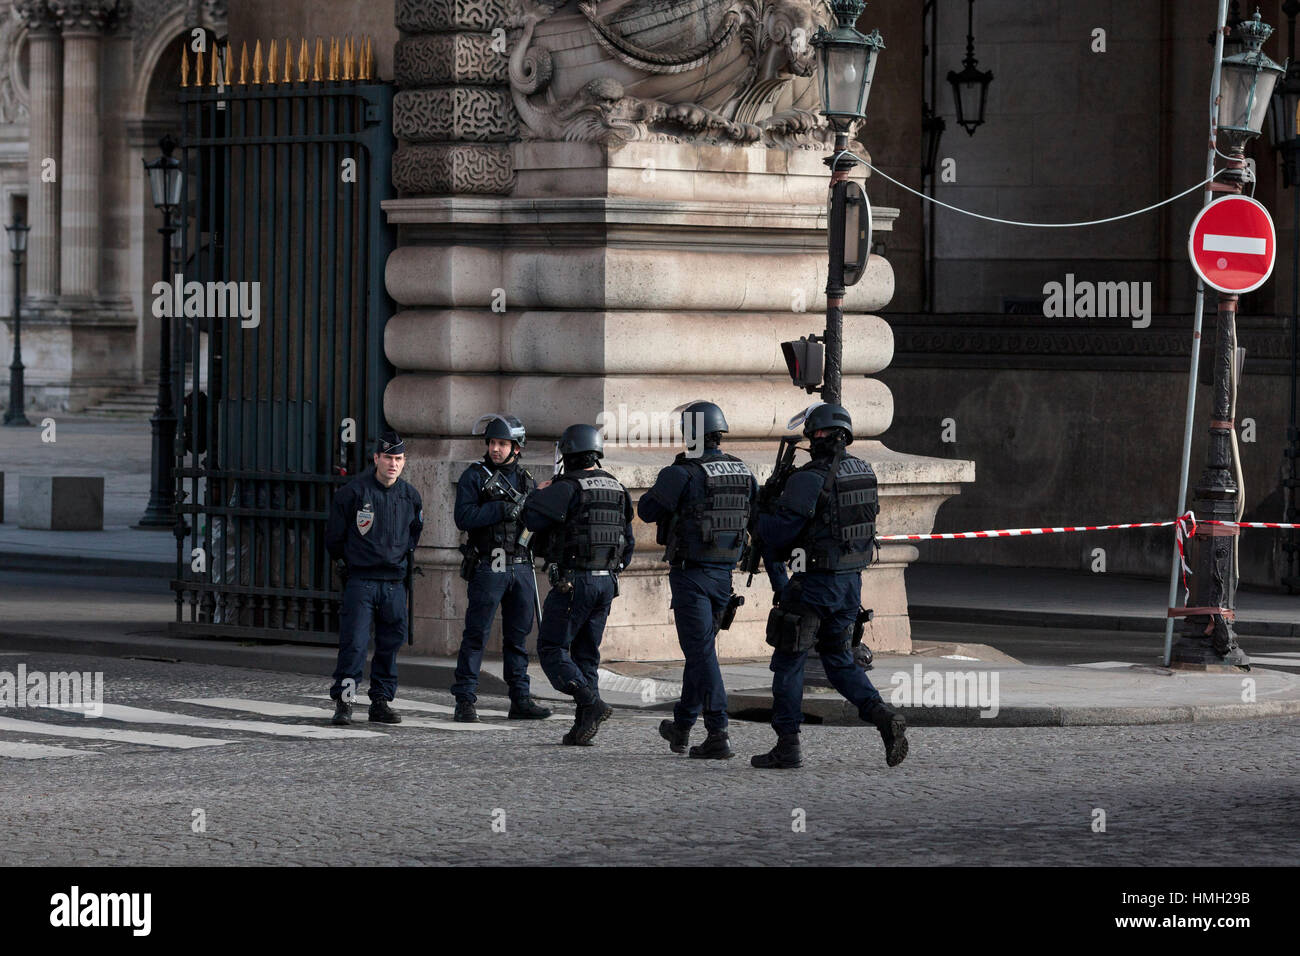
[381,0,975,662]
[14,1,61,301]
[392,0,516,195]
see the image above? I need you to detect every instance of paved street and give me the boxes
[0,650,1293,866]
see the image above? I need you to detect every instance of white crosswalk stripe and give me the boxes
[0,714,234,749]
[1248,653,1300,669]
[177,698,516,731]
[48,703,388,739]
[0,740,101,760]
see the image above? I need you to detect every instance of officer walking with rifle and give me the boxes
[325,430,424,726]
[522,424,636,746]
[746,403,908,769]
[638,401,756,759]
[451,414,553,722]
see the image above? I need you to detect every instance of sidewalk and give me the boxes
[906,563,1300,637]
[0,418,174,575]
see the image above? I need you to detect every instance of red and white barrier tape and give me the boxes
[877,511,1300,603]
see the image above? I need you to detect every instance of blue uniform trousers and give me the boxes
[669,564,732,733]
[537,572,616,696]
[330,577,406,703]
[452,560,536,703]
[770,572,883,735]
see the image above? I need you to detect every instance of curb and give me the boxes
[725,688,1300,727]
[0,551,173,579]
[909,604,1300,638]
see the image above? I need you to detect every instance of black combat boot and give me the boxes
[563,681,612,744]
[508,696,553,719]
[865,701,908,767]
[689,730,734,760]
[658,719,690,754]
[331,699,352,726]
[562,705,593,746]
[750,733,802,769]
[453,700,480,723]
[368,699,402,724]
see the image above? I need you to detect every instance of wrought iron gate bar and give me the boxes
[171,44,394,645]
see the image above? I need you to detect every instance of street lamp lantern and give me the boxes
[947,0,994,136]
[1218,10,1286,149]
[5,214,30,257]
[1268,62,1300,184]
[143,134,184,212]
[811,0,884,132]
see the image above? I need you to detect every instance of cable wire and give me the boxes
[833,149,1224,228]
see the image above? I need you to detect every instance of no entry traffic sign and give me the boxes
[1188,194,1276,294]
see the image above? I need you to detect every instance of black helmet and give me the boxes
[796,402,853,445]
[558,423,604,457]
[472,413,526,447]
[676,400,728,445]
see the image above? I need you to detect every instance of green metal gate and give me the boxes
[170,37,394,643]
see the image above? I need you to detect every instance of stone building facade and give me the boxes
[0,0,227,411]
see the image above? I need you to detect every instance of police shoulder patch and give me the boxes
[356,502,375,536]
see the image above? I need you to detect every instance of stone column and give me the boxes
[14,1,61,302]
[50,0,114,300]
[383,0,975,661]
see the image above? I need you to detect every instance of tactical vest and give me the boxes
[791,454,879,572]
[666,454,753,564]
[467,464,535,557]
[556,469,628,571]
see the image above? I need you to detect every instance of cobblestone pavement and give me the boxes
[0,651,1294,866]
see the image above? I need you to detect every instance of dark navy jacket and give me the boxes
[756,455,846,596]
[637,447,759,569]
[325,469,424,580]
[454,458,530,533]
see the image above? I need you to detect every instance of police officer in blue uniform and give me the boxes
[637,401,757,759]
[751,403,908,769]
[325,430,424,725]
[522,424,635,746]
[451,413,552,722]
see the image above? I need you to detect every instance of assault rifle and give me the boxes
[480,465,543,624]
[738,435,801,587]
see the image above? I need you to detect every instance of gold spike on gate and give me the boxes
[313,37,324,82]
[195,48,204,87]
[267,39,278,85]
[238,42,249,85]
[342,36,353,81]
[253,40,263,84]
[181,44,189,87]
[297,37,309,83]
[284,38,293,83]
[224,43,233,85]
[329,36,339,82]
[363,36,373,81]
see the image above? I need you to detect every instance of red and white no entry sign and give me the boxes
[1187,194,1276,294]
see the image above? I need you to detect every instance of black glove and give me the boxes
[334,559,349,583]
[505,501,523,521]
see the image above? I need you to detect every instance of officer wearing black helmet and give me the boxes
[522,423,636,745]
[451,413,553,722]
[637,401,757,759]
[325,430,424,725]
[751,403,908,769]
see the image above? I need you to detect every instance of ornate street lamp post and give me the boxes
[810,0,883,405]
[1174,11,1284,668]
[3,213,31,427]
[136,135,184,529]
